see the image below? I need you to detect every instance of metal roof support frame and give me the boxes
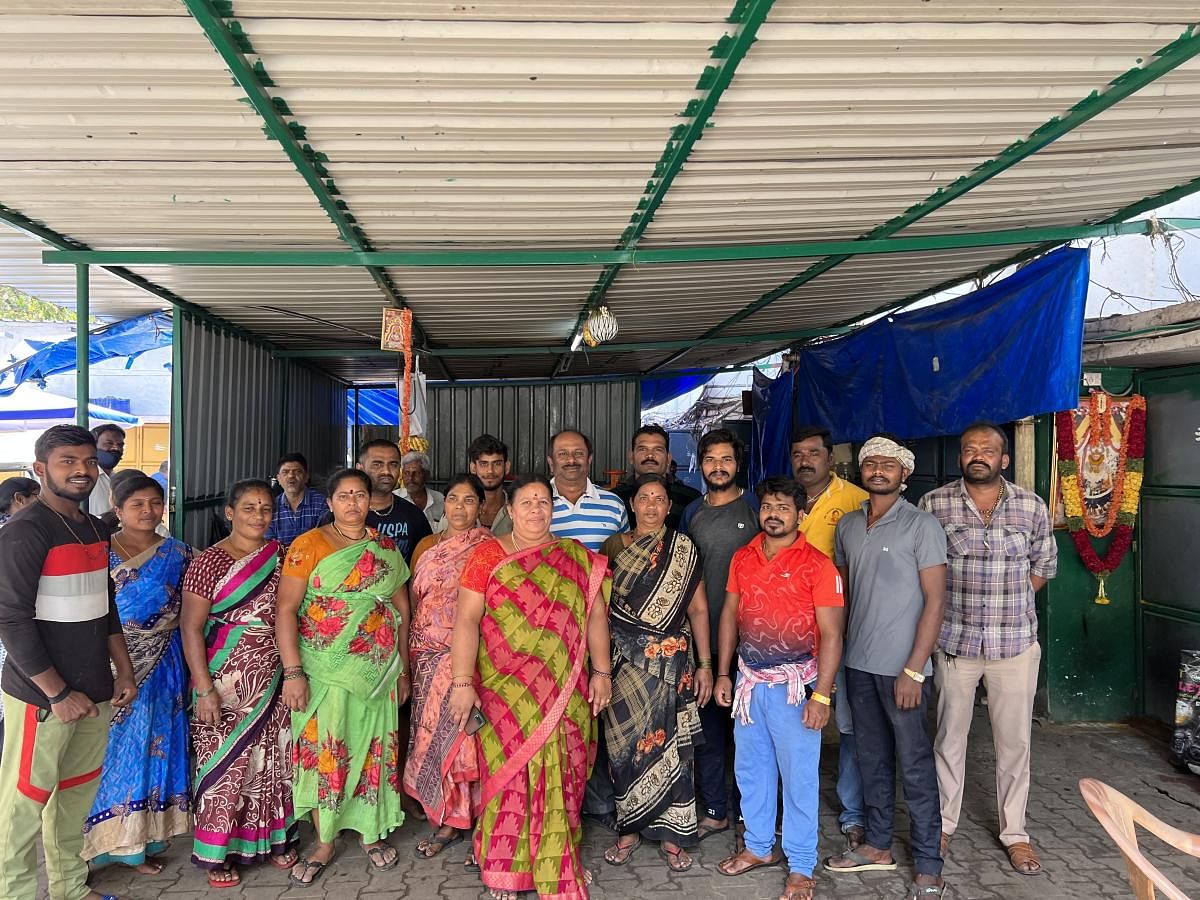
[182,0,454,381]
[0,202,275,352]
[553,0,777,377]
[42,220,1200,269]
[75,264,88,427]
[650,22,1200,373]
[717,174,1200,371]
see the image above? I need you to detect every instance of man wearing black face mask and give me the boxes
[86,424,125,517]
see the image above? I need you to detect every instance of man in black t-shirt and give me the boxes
[0,425,137,900]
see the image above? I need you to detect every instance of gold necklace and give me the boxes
[979,482,1005,523]
[332,522,368,542]
[223,535,267,558]
[111,532,152,560]
[38,497,101,546]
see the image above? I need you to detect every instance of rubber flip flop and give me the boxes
[207,867,241,889]
[289,857,331,885]
[823,849,899,873]
[717,850,783,876]
[364,843,399,870]
[660,845,693,872]
[603,836,642,866]
[415,830,464,859]
[696,821,731,842]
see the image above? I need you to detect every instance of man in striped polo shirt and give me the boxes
[0,425,137,900]
[548,429,628,552]
[548,428,627,830]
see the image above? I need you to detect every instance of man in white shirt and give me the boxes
[395,450,444,528]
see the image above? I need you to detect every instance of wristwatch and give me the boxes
[902,667,926,684]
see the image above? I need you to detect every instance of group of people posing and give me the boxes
[0,417,1054,900]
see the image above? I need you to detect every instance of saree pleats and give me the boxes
[602,528,704,845]
[469,538,608,900]
[83,539,193,865]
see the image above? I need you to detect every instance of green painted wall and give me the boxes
[1035,368,1139,722]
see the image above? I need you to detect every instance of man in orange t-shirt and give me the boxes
[712,476,845,900]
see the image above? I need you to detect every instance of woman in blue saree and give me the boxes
[83,474,193,873]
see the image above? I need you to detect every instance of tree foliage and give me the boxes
[0,284,79,322]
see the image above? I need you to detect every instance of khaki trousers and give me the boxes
[933,642,1040,846]
[0,692,111,900]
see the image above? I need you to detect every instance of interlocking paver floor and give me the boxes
[57,709,1200,899]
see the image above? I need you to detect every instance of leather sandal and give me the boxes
[718,847,783,876]
[781,872,815,900]
[1006,840,1042,875]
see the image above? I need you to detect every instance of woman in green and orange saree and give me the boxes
[449,473,612,900]
[276,468,412,886]
[180,479,299,890]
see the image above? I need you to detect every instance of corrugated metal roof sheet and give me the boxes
[0,228,165,319]
[0,3,1196,381]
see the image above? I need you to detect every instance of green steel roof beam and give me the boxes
[40,219,1200,268]
[0,202,272,348]
[648,21,1200,374]
[841,174,1200,331]
[710,172,1200,374]
[271,324,849,359]
[552,0,777,376]
[181,0,453,380]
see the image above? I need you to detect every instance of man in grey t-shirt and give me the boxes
[680,428,759,841]
[825,436,946,898]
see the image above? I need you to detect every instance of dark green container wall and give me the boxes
[1035,368,1138,722]
[1136,364,1200,726]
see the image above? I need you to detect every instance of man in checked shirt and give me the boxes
[918,422,1057,877]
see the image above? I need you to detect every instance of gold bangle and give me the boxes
[810,691,832,706]
[696,659,713,669]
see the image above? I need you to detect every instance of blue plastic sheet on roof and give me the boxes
[349,387,400,426]
[755,246,1089,468]
[0,312,172,396]
[640,373,713,410]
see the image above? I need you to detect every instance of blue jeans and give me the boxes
[837,730,865,830]
[835,664,864,830]
[846,667,943,877]
[733,680,821,877]
[696,697,731,821]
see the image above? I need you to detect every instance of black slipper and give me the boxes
[696,821,731,842]
[364,843,399,870]
[415,830,464,859]
[289,857,331,885]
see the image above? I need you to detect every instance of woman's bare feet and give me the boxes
[134,858,164,875]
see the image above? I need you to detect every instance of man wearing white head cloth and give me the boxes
[825,435,947,899]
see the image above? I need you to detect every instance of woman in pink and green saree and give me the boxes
[448,473,612,900]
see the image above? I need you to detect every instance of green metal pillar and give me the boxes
[170,307,185,540]
[75,264,88,427]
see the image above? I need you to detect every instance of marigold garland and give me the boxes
[1055,392,1146,590]
[399,308,414,451]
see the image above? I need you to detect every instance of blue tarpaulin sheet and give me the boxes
[757,246,1089,465]
[640,373,713,410]
[0,312,172,396]
[349,388,399,426]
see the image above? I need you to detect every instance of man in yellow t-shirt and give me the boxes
[791,425,870,848]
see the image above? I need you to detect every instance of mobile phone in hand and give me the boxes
[464,706,487,736]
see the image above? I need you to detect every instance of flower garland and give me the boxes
[1055,392,1146,602]
[399,307,413,451]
